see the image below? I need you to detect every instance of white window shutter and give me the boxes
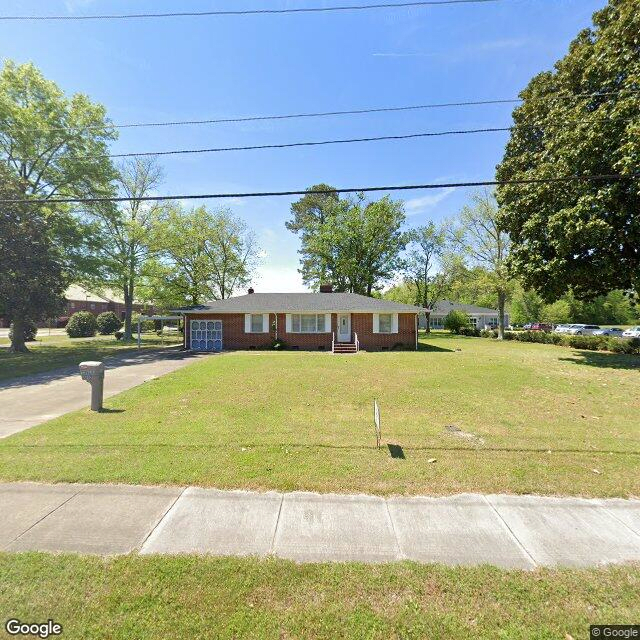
[262,313,269,333]
[392,313,399,333]
[324,313,331,333]
[285,314,292,332]
[373,314,379,333]
[244,314,251,333]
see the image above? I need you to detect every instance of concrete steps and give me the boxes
[333,342,358,354]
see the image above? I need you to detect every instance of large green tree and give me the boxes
[496,0,640,301]
[147,205,259,308]
[288,188,406,294]
[90,158,163,340]
[404,223,449,331]
[0,166,68,352]
[449,191,513,338]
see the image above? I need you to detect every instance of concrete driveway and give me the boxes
[0,347,209,438]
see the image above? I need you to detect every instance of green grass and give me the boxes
[1,553,638,639]
[1,334,638,497]
[0,334,182,381]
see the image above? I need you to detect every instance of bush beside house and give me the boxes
[66,311,97,338]
[96,311,122,335]
[443,310,470,334]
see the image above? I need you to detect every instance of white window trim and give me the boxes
[244,313,269,333]
[285,312,331,334]
[373,313,398,334]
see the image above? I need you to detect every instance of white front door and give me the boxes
[337,313,351,342]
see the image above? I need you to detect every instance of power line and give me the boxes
[0,1,502,21]
[102,126,513,159]
[2,174,636,205]
[12,89,640,134]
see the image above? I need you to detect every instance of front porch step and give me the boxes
[333,342,358,354]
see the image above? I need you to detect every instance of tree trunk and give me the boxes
[9,315,29,353]
[424,310,431,334]
[497,291,506,340]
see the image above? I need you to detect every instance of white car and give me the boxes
[553,324,572,334]
[565,324,601,336]
[622,326,640,338]
[593,327,624,337]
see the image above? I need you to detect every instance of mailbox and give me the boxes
[79,361,105,411]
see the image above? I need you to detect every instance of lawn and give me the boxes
[1,333,637,497]
[0,333,182,381]
[1,553,637,640]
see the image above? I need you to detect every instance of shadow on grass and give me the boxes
[417,342,454,353]
[559,351,640,370]
[387,443,406,459]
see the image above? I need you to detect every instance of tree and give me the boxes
[288,189,406,294]
[0,61,117,333]
[0,166,68,352]
[496,0,640,301]
[0,61,117,200]
[449,191,512,338]
[91,158,162,340]
[509,286,544,325]
[404,223,449,332]
[148,205,260,308]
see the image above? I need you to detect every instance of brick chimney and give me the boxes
[319,283,333,293]
[247,287,255,294]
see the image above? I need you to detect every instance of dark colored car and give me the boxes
[529,323,553,332]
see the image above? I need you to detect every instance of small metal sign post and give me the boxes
[373,399,381,449]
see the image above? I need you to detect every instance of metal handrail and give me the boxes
[332,331,335,353]
[354,332,359,353]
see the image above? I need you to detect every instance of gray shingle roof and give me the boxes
[174,292,421,314]
[429,300,499,315]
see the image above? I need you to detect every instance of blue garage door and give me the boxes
[190,319,222,352]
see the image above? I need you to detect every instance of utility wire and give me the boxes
[2,174,637,205]
[0,1,502,21]
[11,89,640,134]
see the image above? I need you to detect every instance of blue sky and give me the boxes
[1,0,605,291]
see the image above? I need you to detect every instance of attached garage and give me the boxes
[189,319,222,352]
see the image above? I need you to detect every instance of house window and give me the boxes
[250,314,263,333]
[290,314,325,333]
[469,317,477,327]
[378,313,393,333]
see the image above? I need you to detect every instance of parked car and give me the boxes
[593,327,624,337]
[622,326,640,338]
[566,324,601,336]
[523,323,532,330]
[554,324,573,334]
[529,323,553,332]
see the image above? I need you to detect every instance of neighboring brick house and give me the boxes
[175,287,420,353]
[52,285,149,327]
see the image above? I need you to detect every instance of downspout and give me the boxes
[275,313,278,341]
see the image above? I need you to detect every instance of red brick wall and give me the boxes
[184,312,416,351]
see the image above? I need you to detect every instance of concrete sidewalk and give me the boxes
[0,348,209,438]
[1,483,639,568]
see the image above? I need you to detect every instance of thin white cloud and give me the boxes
[404,188,455,215]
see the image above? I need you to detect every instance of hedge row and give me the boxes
[471,328,640,354]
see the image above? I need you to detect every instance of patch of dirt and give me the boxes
[444,425,485,445]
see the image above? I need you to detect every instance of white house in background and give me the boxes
[419,300,509,330]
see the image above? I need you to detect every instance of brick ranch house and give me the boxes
[175,288,421,353]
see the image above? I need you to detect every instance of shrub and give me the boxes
[608,337,640,354]
[114,331,124,341]
[271,338,286,350]
[9,319,38,343]
[458,327,480,337]
[96,311,122,335]
[443,310,470,334]
[66,311,97,338]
